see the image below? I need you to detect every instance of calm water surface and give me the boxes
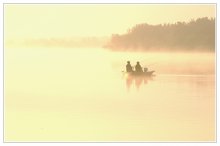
[5,48,215,141]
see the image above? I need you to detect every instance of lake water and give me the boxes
[4,47,215,141]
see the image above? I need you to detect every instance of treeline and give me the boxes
[6,37,108,48]
[105,17,215,51]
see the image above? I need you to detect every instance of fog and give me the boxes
[4,4,216,141]
[5,37,108,48]
[5,47,215,141]
[109,51,215,75]
[106,17,215,52]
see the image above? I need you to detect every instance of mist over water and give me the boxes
[5,47,215,141]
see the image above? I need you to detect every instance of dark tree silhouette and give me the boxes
[105,17,215,52]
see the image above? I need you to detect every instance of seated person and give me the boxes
[126,61,133,72]
[135,61,143,73]
[144,68,148,72]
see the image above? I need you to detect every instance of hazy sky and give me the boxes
[5,4,215,39]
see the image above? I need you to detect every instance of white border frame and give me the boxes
[0,0,218,145]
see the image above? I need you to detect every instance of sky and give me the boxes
[4,4,216,39]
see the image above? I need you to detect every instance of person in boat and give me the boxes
[126,61,133,72]
[144,67,155,75]
[144,67,148,73]
[135,61,143,73]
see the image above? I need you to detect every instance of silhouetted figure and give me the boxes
[135,61,143,73]
[144,68,148,73]
[126,61,133,72]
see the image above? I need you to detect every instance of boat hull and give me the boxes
[125,71,155,77]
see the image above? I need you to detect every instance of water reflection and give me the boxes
[125,75,154,91]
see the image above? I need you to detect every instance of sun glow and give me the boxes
[5,4,215,40]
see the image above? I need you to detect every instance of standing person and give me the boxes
[135,61,143,73]
[126,61,133,72]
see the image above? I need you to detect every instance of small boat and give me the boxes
[124,71,155,77]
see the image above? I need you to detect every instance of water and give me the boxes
[5,47,215,141]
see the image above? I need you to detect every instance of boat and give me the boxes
[124,71,155,77]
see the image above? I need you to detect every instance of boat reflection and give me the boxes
[125,74,154,91]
